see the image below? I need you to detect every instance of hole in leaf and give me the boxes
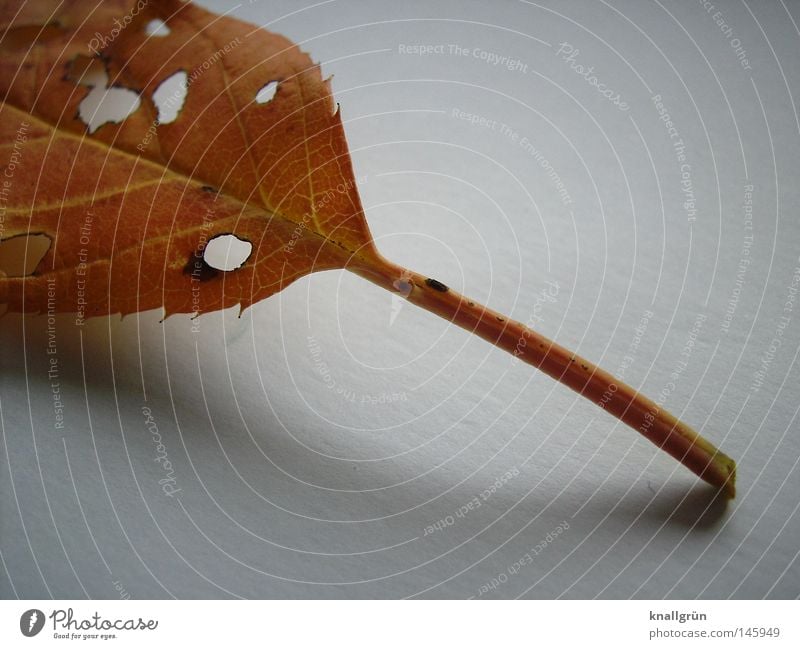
[0,234,51,277]
[76,58,140,133]
[153,71,188,124]
[255,81,278,104]
[203,234,252,271]
[144,19,170,36]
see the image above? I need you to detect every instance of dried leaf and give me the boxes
[0,0,736,497]
[0,0,373,317]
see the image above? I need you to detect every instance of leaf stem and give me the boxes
[354,256,736,498]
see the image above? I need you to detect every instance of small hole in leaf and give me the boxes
[0,234,51,277]
[203,234,252,271]
[76,58,140,133]
[145,19,170,36]
[255,81,278,104]
[153,71,188,124]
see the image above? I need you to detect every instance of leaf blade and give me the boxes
[0,0,376,318]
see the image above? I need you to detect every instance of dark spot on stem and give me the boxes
[425,278,448,292]
[201,185,216,193]
[183,250,219,282]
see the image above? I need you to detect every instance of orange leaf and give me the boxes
[0,0,736,498]
[0,0,375,317]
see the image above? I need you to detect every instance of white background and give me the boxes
[0,600,795,647]
[1,0,799,599]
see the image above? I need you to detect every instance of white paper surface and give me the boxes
[1,0,799,599]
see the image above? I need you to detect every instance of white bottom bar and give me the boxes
[1,600,795,648]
